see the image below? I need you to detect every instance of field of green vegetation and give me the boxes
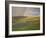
[12,16,40,31]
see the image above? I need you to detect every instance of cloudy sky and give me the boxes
[12,7,40,16]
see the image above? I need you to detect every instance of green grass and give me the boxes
[12,16,40,31]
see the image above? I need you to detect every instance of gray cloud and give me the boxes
[12,7,40,16]
[31,8,40,16]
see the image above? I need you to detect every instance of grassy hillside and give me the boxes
[12,16,40,31]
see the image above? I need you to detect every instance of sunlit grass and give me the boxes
[12,16,40,31]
